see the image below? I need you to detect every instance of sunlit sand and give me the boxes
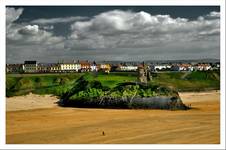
[6,91,220,144]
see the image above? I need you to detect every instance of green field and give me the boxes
[6,71,220,97]
[151,71,220,91]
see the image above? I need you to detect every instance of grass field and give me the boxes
[6,72,137,97]
[151,71,220,91]
[6,71,220,97]
[6,73,83,97]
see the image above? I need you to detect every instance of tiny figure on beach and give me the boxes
[189,104,192,108]
[102,131,105,136]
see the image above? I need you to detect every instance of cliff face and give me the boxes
[62,96,188,110]
[128,97,187,110]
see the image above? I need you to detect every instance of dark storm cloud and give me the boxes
[6,6,220,63]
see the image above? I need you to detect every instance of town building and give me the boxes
[23,61,38,73]
[195,64,212,71]
[37,63,55,73]
[179,64,193,71]
[50,63,61,73]
[170,65,180,71]
[153,64,171,72]
[6,64,24,73]
[98,63,111,73]
[119,65,138,71]
[6,60,218,74]
[79,60,91,72]
[59,61,81,72]
[91,61,98,72]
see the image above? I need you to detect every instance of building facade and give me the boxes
[50,64,61,72]
[98,64,111,73]
[59,63,81,72]
[23,61,38,73]
[6,64,24,73]
[80,61,91,72]
[119,65,138,71]
[91,61,98,72]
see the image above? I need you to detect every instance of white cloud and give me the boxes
[67,10,220,51]
[6,9,220,63]
[6,7,66,64]
[18,25,39,35]
[207,11,220,18]
[42,25,54,30]
[6,7,23,30]
[6,12,65,63]
[7,23,64,44]
[31,16,88,25]
[6,7,64,45]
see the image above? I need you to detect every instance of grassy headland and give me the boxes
[6,71,220,97]
[6,71,220,109]
[151,70,220,92]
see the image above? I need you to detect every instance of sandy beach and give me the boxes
[6,91,220,144]
[6,93,59,111]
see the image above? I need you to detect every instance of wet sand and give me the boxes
[6,91,220,144]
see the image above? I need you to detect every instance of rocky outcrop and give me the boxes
[61,96,188,110]
[60,74,189,110]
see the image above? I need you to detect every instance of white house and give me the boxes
[172,64,196,72]
[154,65,167,71]
[120,65,138,71]
[195,64,212,71]
[91,61,98,72]
[59,63,81,72]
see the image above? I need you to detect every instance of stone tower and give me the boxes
[138,62,152,83]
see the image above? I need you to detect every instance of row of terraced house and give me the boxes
[6,60,111,73]
[150,63,220,72]
[6,60,220,74]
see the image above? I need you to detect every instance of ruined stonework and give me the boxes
[138,63,152,83]
[147,70,152,81]
[138,66,147,83]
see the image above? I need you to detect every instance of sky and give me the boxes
[6,6,220,63]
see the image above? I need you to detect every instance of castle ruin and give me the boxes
[138,62,152,83]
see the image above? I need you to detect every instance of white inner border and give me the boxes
[0,0,225,149]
